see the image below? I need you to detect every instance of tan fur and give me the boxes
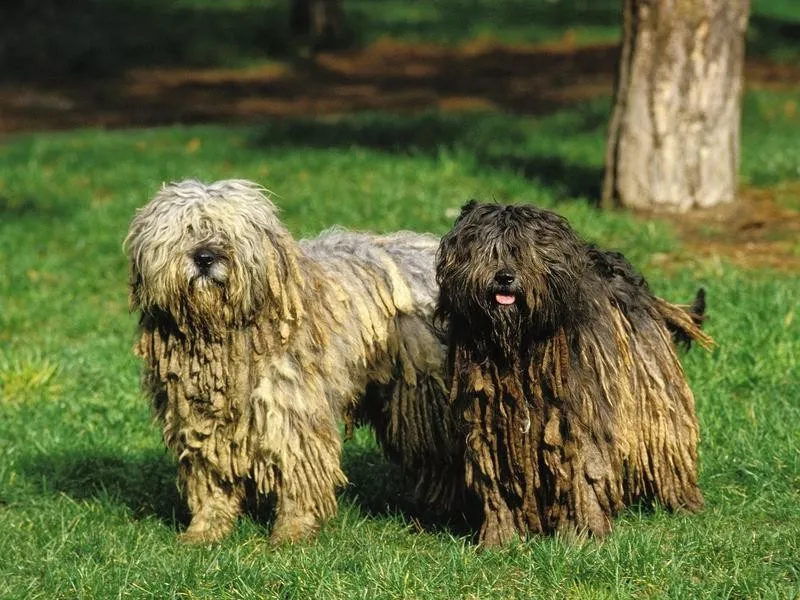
[125,179,447,544]
[456,298,711,545]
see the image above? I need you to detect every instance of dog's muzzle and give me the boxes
[492,270,519,306]
[192,249,217,272]
[189,248,229,288]
[193,248,218,275]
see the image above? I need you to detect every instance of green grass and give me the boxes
[1,84,799,598]
[742,91,800,186]
[2,0,800,592]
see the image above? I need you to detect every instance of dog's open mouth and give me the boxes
[490,283,521,308]
[495,293,516,306]
[490,269,520,308]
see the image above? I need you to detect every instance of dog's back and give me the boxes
[299,229,440,318]
[587,245,711,350]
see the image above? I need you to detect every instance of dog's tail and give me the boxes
[657,288,714,351]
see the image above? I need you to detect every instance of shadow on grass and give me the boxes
[0,0,621,82]
[341,435,476,540]
[483,153,603,201]
[16,436,470,538]
[19,449,188,528]
[14,437,670,544]
[3,39,621,129]
[17,450,278,533]
[748,14,800,64]
[252,111,605,202]
[355,0,619,42]
[0,0,298,81]
[341,440,410,518]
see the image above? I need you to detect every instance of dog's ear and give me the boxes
[128,267,142,313]
[456,199,479,222]
[439,200,480,274]
[123,227,142,313]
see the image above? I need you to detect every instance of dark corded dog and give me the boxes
[432,200,712,546]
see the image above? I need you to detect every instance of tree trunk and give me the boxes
[290,0,345,47]
[602,0,750,212]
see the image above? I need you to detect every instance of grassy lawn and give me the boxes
[1,90,798,598]
[1,0,799,598]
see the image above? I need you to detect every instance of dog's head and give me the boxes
[436,200,588,350]
[124,179,303,336]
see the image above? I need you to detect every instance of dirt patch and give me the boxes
[2,38,799,134]
[0,38,618,132]
[648,182,800,273]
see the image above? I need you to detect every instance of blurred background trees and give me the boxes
[282,0,756,213]
[290,0,345,49]
[1,0,794,216]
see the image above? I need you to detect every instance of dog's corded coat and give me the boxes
[427,201,712,546]
[125,179,446,544]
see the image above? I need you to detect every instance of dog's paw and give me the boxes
[477,511,518,548]
[269,514,319,547]
[178,520,233,545]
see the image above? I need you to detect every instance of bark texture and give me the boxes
[603,0,750,212]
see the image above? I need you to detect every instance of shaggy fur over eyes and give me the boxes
[125,179,448,545]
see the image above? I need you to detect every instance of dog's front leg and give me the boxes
[475,488,518,547]
[270,485,324,546]
[464,430,519,547]
[267,412,345,546]
[178,456,244,544]
[269,458,341,546]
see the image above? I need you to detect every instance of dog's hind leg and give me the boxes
[178,459,244,544]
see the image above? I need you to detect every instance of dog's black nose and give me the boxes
[193,249,217,270]
[494,270,516,286]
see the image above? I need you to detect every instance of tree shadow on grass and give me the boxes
[252,111,605,203]
[482,153,603,201]
[2,27,623,131]
[0,0,622,83]
[748,14,800,64]
[0,0,299,81]
[353,0,620,43]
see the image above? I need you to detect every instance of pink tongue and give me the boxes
[495,293,516,305]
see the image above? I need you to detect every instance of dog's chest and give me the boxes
[146,326,254,418]
[462,364,544,454]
